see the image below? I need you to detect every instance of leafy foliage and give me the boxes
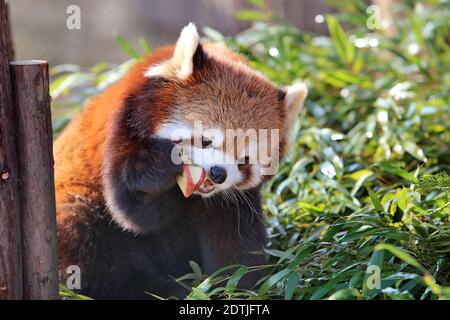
[419,172,450,193]
[54,0,449,300]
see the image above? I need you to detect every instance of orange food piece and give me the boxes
[177,165,206,198]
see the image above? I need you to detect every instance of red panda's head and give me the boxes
[108,23,307,202]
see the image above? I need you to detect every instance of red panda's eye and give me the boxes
[201,137,212,148]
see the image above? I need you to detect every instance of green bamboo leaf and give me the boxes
[138,37,152,54]
[373,162,417,182]
[328,288,359,300]
[234,10,269,21]
[226,266,249,288]
[326,15,355,64]
[288,243,315,269]
[263,248,295,263]
[375,244,428,274]
[285,272,298,300]
[202,26,225,42]
[115,35,141,59]
[59,285,93,300]
[191,287,211,300]
[397,187,408,212]
[189,261,203,280]
[258,269,291,296]
[366,187,385,213]
[350,169,373,196]
[248,0,265,7]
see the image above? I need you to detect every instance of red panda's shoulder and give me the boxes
[53,46,176,204]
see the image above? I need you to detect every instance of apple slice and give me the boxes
[177,165,206,198]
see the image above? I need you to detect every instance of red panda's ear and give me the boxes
[145,23,204,79]
[283,82,308,133]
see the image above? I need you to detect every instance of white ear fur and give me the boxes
[284,82,308,131]
[144,23,200,79]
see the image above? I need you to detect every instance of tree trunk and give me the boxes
[0,0,23,300]
[10,60,58,300]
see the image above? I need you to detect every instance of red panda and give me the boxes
[55,23,307,299]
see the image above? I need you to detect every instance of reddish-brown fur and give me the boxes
[54,47,172,206]
[54,39,296,299]
[54,44,275,204]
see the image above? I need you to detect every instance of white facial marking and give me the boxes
[154,121,193,141]
[154,119,281,196]
[186,146,243,195]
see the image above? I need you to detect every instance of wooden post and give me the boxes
[0,0,23,300]
[10,60,58,300]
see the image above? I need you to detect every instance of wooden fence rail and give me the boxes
[0,0,58,300]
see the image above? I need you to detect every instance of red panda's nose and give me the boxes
[210,166,227,184]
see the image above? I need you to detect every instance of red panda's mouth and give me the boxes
[197,178,215,194]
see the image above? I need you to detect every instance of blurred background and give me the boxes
[9,0,341,66]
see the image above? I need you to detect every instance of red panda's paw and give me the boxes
[102,137,187,233]
[107,138,183,195]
